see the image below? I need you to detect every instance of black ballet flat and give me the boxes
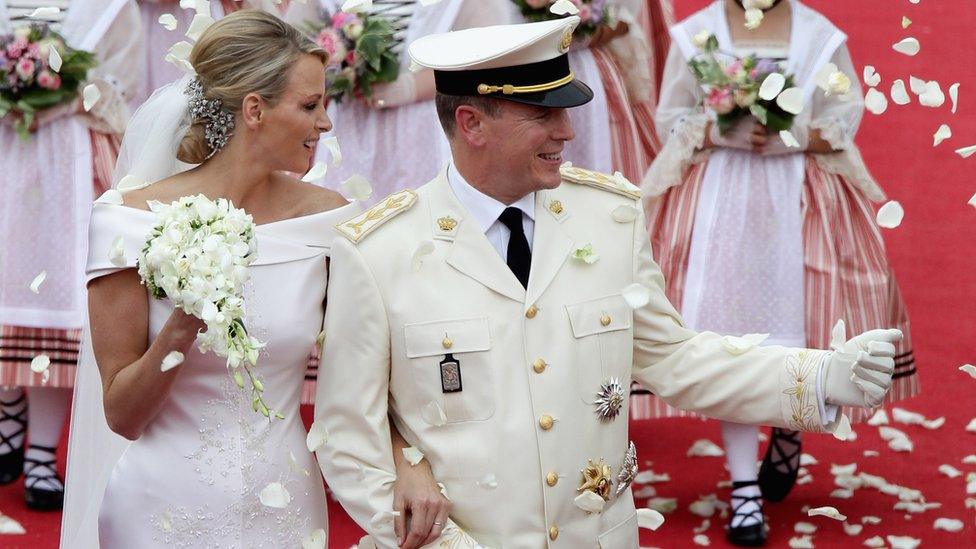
[726,480,767,547]
[24,444,64,511]
[0,393,27,485]
[758,428,802,502]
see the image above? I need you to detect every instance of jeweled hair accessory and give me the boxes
[184,78,235,159]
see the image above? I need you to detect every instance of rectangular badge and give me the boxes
[439,354,462,393]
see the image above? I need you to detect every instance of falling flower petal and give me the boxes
[794,522,817,534]
[288,450,310,476]
[863,66,881,87]
[30,270,46,293]
[721,333,769,356]
[477,473,498,489]
[887,535,921,549]
[949,83,959,113]
[830,489,854,499]
[574,491,606,513]
[969,193,976,208]
[634,470,670,484]
[864,450,880,457]
[776,87,804,115]
[186,13,215,42]
[909,76,927,95]
[843,522,863,536]
[647,497,678,514]
[158,13,178,31]
[939,464,962,478]
[892,407,926,425]
[933,518,964,532]
[780,130,800,148]
[0,513,26,534]
[687,439,725,457]
[550,0,579,16]
[693,533,711,546]
[437,482,450,500]
[962,455,976,464]
[341,0,372,12]
[865,88,889,114]
[744,8,763,30]
[421,400,446,426]
[808,506,847,521]
[621,283,652,309]
[164,41,195,74]
[759,73,786,100]
[831,463,858,476]
[637,508,665,530]
[796,474,814,485]
[955,145,976,158]
[30,354,50,373]
[867,409,889,425]
[966,418,976,433]
[48,46,62,72]
[788,536,814,549]
[959,364,976,378]
[571,244,599,264]
[922,416,945,429]
[411,240,435,272]
[902,16,912,28]
[892,37,920,56]
[302,162,327,182]
[322,136,342,166]
[633,486,656,498]
[258,482,291,508]
[611,204,639,222]
[919,81,946,107]
[161,351,184,372]
[82,84,101,112]
[302,528,327,549]
[401,446,424,466]
[876,201,904,228]
[306,420,329,452]
[863,536,885,548]
[29,7,59,18]
[933,124,952,146]
[109,235,127,267]
[889,437,914,452]
[890,80,910,105]
[862,516,882,525]
[340,175,373,201]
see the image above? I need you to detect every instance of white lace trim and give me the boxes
[810,117,852,151]
[641,112,710,197]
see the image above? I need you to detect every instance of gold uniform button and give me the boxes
[525,305,538,319]
[546,472,558,487]
[441,336,453,349]
[532,358,547,374]
[600,314,612,327]
[539,414,554,430]
[549,525,559,540]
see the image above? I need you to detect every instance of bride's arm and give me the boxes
[88,269,205,440]
[389,423,450,549]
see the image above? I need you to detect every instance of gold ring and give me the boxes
[433,521,444,526]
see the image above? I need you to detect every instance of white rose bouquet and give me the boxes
[138,194,278,419]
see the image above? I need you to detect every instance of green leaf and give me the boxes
[749,103,769,126]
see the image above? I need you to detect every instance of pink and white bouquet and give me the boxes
[514,0,612,38]
[0,24,95,140]
[310,10,398,104]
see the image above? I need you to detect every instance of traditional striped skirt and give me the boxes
[632,156,918,422]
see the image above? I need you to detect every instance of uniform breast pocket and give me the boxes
[403,317,494,423]
[566,295,634,404]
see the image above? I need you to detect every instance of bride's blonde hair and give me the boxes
[177,10,328,164]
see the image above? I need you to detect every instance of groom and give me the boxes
[315,16,901,548]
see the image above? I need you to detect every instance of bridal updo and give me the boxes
[176,10,328,164]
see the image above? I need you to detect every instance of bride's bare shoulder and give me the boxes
[121,174,198,211]
[274,173,348,216]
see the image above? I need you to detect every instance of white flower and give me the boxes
[744,8,764,30]
[693,30,712,49]
[571,244,599,264]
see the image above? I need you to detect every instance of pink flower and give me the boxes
[316,28,347,67]
[345,49,358,67]
[749,68,759,80]
[525,0,549,8]
[26,43,41,59]
[331,12,359,30]
[706,87,735,114]
[15,57,35,82]
[37,69,61,90]
[577,5,592,22]
[724,59,744,77]
[5,37,28,59]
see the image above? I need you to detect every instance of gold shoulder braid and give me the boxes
[334,189,417,243]
[560,165,641,200]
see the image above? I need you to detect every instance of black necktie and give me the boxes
[498,207,531,288]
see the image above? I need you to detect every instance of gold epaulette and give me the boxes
[560,164,641,200]
[334,189,417,243]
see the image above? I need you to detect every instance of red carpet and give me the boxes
[1,0,974,546]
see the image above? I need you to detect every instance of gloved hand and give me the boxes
[824,326,903,408]
[761,123,810,156]
[369,71,418,110]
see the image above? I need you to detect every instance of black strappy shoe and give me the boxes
[0,392,27,485]
[726,480,767,547]
[24,444,64,511]
[758,427,802,502]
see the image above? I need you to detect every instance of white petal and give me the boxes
[687,439,725,457]
[421,400,447,426]
[892,37,921,56]
[158,13,178,31]
[830,463,857,476]
[96,189,125,204]
[788,535,814,549]
[0,514,26,534]
[302,528,327,549]
[863,536,885,548]
[636,508,665,531]
[933,518,964,532]
[288,450,310,476]
[949,83,960,114]
[919,81,946,107]
[861,516,882,525]
[864,88,888,114]
[955,144,976,158]
[82,84,101,112]
[48,45,62,72]
[411,240,435,272]
[890,79,911,105]
[889,436,914,452]
[744,8,763,30]
[550,0,579,16]
[776,87,804,115]
[437,482,450,500]
[863,66,881,88]
[322,136,342,167]
[814,62,838,92]
[808,506,847,521]
[892,407,925,425]
[794,522,817,534]
[721,333,769,355]
[843,522,863,536]
[969,193,976,209]
[886,535,921,549]
[186,13,215,42]
[962,455,976,464]
[796,474,814,485]
[966,418,976,433]
[611,204,639,223]
[574,491,606,513]
[693,534,711,546]
[922,416,945,430]
[302,162,327,183]
[879,425,908,441]
[477,472,498,489]
[161,351,184,372]
[621,283,652,309]
[306,420,329,452]
[258,482,291,508]
[647,497,678,514]
[902,16,912,28]
[876,200,904,229]
[401,446,424,466]
[418,0,443,5]
[867,409,889,425]
[369,509,399,530]
[863,449,879,457]
[759,73,787,100]
[634,470,670,484]
[117,174,149,191]
[341,0,372,13]
[340,175,373,202]
[109,235,127,267]
[939,464,962,478]
[29,7,60,18]
[933,124,952,146]
[959,363,976,378]
[633,486,656,498]
[30,354,50,373]
[909,76,927,95]
[799,453,818,466]
[779,130,800,148]
[29,270,47,293]
[689,494,719,518]
[830,488,854,499]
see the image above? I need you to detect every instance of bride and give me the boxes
[61,10,448,548]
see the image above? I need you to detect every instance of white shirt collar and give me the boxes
[447,163,536,234]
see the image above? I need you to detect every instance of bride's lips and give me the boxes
[537,152,562,164]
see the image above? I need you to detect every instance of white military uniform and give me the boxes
[316,164,841,548]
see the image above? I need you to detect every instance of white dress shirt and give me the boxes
[447,163,536,262]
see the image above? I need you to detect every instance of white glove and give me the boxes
[824,326,903,408]
[370,71,417,110]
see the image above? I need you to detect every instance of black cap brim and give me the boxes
[492,78,594,108]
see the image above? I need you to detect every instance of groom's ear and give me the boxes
[241,93,264,128]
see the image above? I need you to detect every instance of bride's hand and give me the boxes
[392,457,450,548]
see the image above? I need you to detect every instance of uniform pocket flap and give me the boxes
[404,317,491,358]
[598,510,638,548]
[566,295,633,338]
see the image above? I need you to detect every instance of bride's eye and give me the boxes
[304,103,317,111]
